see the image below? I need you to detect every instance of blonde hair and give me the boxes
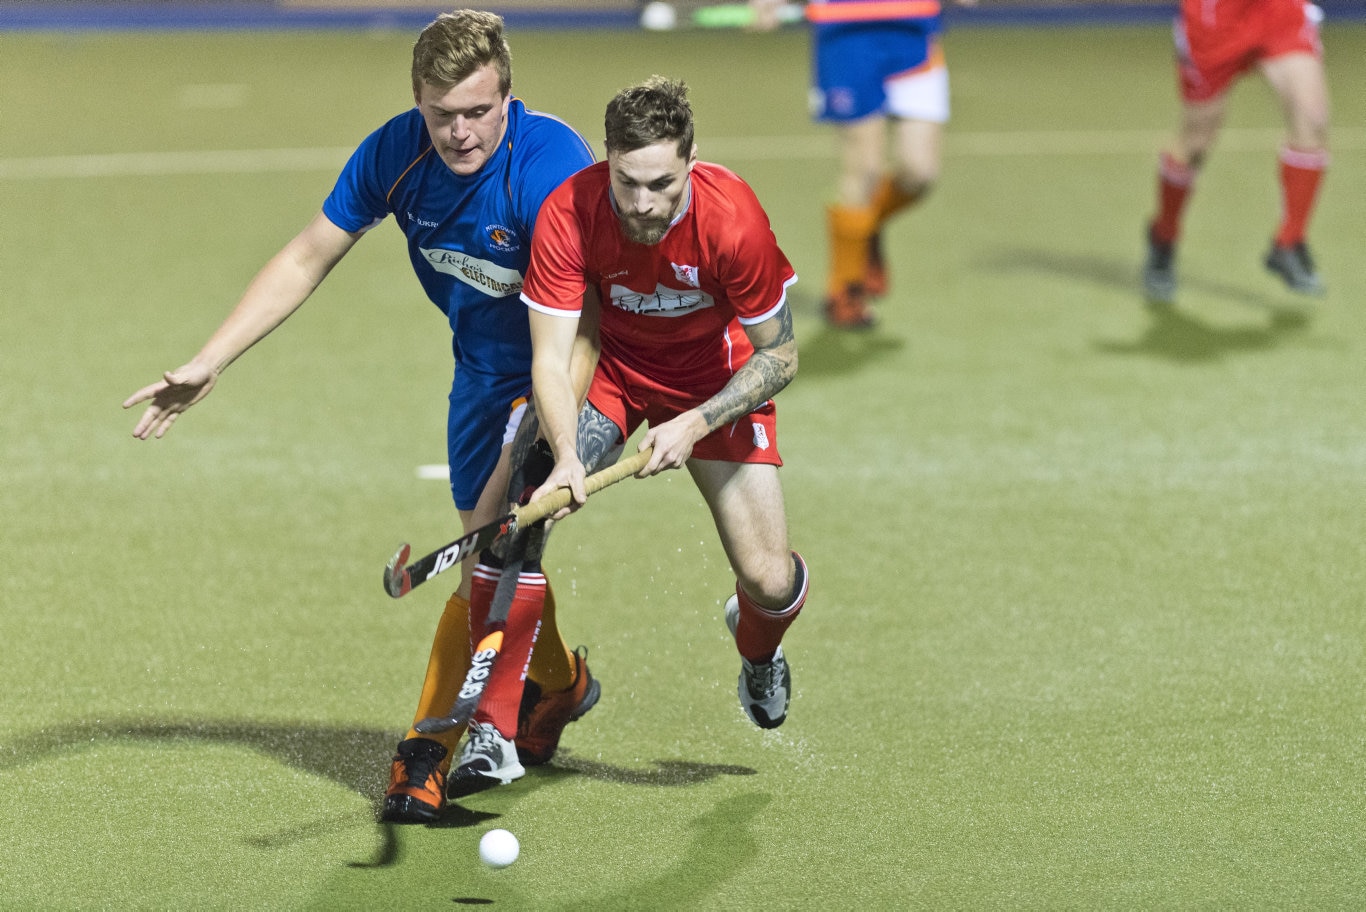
[411,9,512,94]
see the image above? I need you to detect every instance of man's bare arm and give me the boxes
[638,302,797,473]
[528,306,589,502]
[698,302,798,431]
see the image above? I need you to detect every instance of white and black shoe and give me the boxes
[448,720,525,798]
[724,596,792,730]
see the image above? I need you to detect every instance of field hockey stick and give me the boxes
[383,447,654,598]
[410,447,653,736]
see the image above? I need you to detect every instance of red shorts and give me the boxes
[587,355,783,466]
[1175,0,1322,102]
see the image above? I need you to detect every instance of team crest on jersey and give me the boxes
[485,224,520,253]
[671,262,700,288]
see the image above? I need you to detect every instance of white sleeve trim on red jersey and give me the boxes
[521,293,582,319]
[736,273,798,326]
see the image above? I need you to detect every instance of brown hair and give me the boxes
[411,9,513,94]
[603,75,694,159]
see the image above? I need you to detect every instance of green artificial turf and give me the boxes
[2,21,1364,910]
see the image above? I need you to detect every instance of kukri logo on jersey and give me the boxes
[421,247,523,298]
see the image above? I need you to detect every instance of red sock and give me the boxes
[1150,151,1196,246]
[471,572,545,738]
[734,552,809,664]
[1275,146,1328,247]
[466,563,501,651]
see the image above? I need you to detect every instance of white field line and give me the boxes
[2,127,1362,179]
[0,146,354,179]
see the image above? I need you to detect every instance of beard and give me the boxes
[619,213,670,245]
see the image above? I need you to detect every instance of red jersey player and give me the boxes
[521,76,810,730]
[1144,0,1330,303]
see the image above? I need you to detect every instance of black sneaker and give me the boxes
[1142,225,1176,305]
[380,737,447,824]
[1265,241,1326,296]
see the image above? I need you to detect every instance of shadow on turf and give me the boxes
[534,748,757,786]
[539,791,772,912]
[983,246,1313,363]
[5,717,769,891]
[0,717,397,797]
[795,323,906,377]
[1098,301,1311,364]
[1,718,757,847]
[784,287,907,376]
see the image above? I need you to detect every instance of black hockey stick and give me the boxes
[383,447,654,598]
[409,447,653,735]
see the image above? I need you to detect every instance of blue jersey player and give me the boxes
[751,0,971,327]
[124,10,600,823]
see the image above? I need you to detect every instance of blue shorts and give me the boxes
[813,21,943,122]
[446,369,531,511]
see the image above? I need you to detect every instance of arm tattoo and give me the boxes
[577,403,625,472]
[698,304,797,432]
[491,401,624,565]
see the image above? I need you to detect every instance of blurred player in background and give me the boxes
[521,76,810,739]
[1143,0,1331,303]
[752,0,972,329]
[123,10,600,823]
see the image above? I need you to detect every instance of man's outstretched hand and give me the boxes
[123,362,218,440]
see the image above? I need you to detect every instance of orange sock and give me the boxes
[404,591,474,757]
[1151,151,1196,245]
[524,581,576,693]
[471,571,546,739]
[870,175,921,227]
[1274,146,1328,247]
[733,552,809,664]
[826,204,877,296]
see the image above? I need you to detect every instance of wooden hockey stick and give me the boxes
[383,447,653,598]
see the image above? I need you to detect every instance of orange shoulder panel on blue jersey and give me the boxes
[805,0,942,24]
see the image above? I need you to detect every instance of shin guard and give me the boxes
[471,572,546,738]
[734,552,810,664]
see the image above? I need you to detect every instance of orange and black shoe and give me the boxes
[864,232,888,298]
[515,647,602,766]
[380,737,448,824]
[822,283,876,330]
